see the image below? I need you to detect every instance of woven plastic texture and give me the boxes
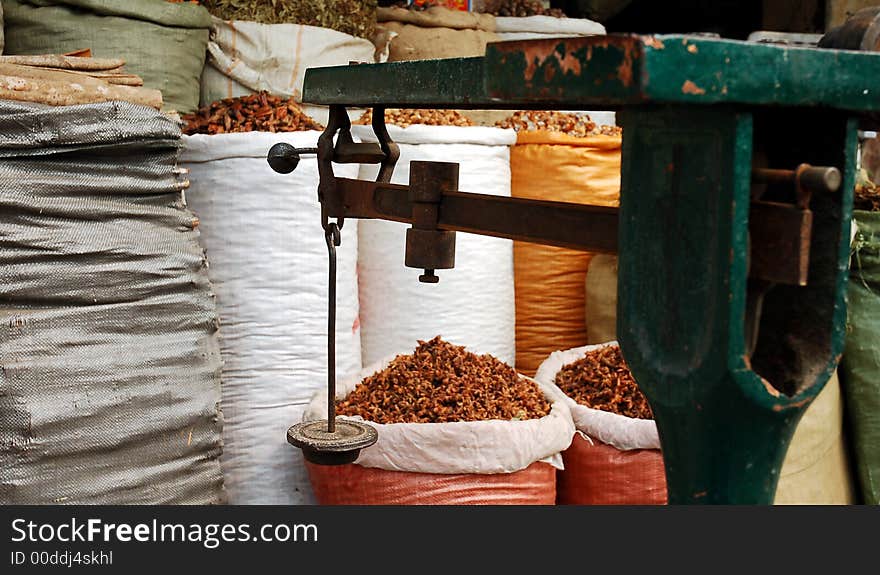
[0,99,224,504]
[557,434,667,505]
[306,460,556,505]
[181,131,362,505]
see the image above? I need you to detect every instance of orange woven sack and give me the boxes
[306,460,556,505]
[557,435,667,505]
[511,131,621,375]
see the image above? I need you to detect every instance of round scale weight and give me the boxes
[287,419,378,465]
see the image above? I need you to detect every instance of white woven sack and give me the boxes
[181,131,362,504]
[494,15,605,41]
[200,18,377,124]
[534,341,660,451]
[303,350,575,474]
[351,124,517,367]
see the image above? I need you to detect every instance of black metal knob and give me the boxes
[267,143,318,174]
[419,269,440,284]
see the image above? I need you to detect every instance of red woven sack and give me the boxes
[306,460,556,505]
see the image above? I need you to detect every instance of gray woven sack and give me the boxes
[0,99,224,504]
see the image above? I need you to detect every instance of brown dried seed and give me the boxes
[554,346,653,420]
[337,336,550,424]
[355,108,475,128]
[495,110,622,138]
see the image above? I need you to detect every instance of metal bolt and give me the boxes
[751,165,842,194]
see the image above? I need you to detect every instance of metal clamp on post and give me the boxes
[749,163,841,286]
[267,105,400,230]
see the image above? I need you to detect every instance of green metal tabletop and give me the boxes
[303,34,880,112]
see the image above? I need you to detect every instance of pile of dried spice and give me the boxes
[854,168,880,211]
[355,108,475,127]
[481,0,566,17]
[496,110,622,137]
[554,346,653,419]
[181,92,323,135]
[336,336,551,424]
[201,0,376,40]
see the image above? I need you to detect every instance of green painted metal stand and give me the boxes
[617,107,855,503]
[300,34,864,503]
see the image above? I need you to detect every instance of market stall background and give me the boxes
[0,0,873,506]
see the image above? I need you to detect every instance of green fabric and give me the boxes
[842,210,880,504]
[2,0,210,113]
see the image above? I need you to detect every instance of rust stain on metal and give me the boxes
[557,50,583,77]
[644,36,665,50]
[682,80,706,95]
[497,36,637,87]
[773,397,811,412]
[616,41,637,87]
[760,377,782,398]
[687,44,699,54]
[515,42,581,83]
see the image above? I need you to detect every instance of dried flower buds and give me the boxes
[855,168,880,212]
[482,0,566,17]
[337,336,550,424]
[554,346,653,419]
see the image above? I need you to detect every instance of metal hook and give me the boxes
[325,221,341,248]
[324,222,340,433]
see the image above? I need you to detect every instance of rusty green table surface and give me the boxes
[301,34,864,504]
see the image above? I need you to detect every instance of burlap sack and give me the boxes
[376,4,500,61]
[584,254,618,344]
[3,0,209,113]
[775,371,855,504]
[380,21,501,61]
[377,5,496,30]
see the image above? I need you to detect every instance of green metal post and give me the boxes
[300,34,865,503]
[617,106,856,503]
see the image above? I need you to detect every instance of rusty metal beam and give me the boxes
[331,177,811,285]
[335,177,619,252]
